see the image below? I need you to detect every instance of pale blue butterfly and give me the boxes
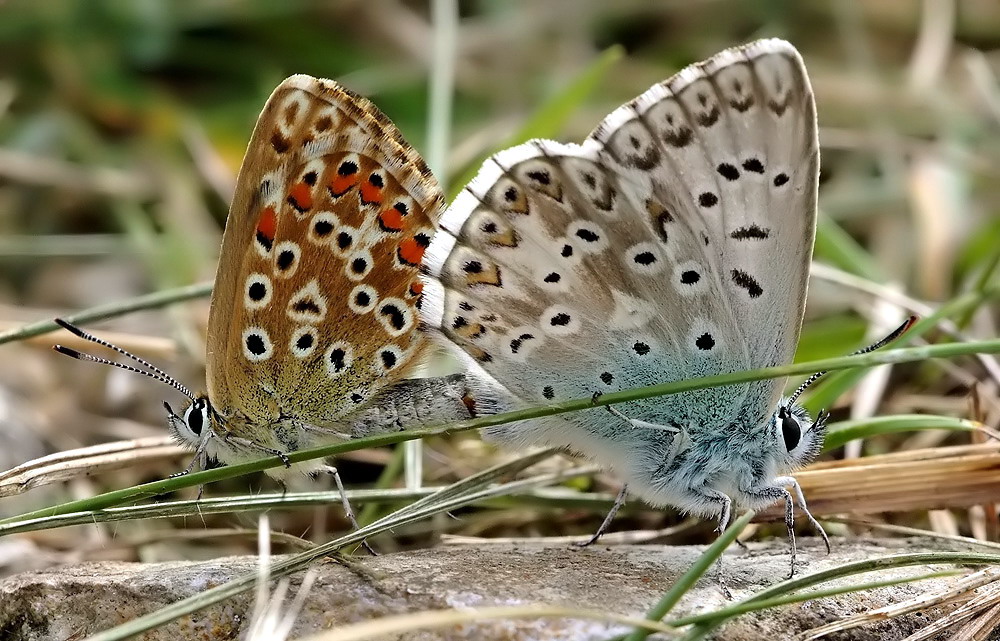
[419,39,879,574]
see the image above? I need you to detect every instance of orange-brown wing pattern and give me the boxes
[205,75,443,429]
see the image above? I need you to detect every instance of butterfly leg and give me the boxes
[773,475,830,554]
[573,405,683,546]
[221,433,292,468]
[315,465,377,556]
[170,457,198,479]
[702,489,732,534]
[575,484,628,547]
[693,488,735,598]
[743,485,798,577]
[605,405,683,436]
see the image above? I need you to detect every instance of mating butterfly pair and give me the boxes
[56,40,909,568]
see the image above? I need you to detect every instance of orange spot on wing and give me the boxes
[329,174,358,197]
[398,238,425,266]
[360,182,383,204]
[379,208,404,232]
[287,183,313,212]
[409,280,424,296]
[257,207,277,241]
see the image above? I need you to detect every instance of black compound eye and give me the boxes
[185,404,204,436]
[780,410,801,452]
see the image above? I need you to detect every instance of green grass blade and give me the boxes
[3,338,998,529]
[621,511,755,641]
[803,287,998,412]
[955,235,1000,328]
[0,281,213,346]
[822,414,981,451]
[669,569,959,627]
[682,552,1000,640]
[814,214,885,281]
[0,410,975,536]
[78,450,559,641]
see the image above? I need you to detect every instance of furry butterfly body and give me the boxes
[422,40,826,553]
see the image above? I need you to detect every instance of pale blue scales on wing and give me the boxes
[421,39,823,567]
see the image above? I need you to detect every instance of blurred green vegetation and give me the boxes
[0,0,997,314]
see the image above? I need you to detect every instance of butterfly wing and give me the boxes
[206,75,442,430]
[423,40,816,458]
[591,39,819,412]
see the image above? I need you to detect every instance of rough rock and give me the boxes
[0,538,976,640]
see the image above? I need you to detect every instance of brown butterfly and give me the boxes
[55,76,472,508]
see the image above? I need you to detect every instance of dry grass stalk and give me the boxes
[759,443,1000,520]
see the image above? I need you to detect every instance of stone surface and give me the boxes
[0,538,975,640]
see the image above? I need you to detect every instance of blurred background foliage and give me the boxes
[0,0,998,565]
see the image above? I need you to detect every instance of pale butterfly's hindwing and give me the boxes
[423,40,821,534]
[185,75,448,468]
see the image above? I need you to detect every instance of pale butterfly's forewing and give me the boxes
[423,40,817,514]
[207,75,443,446]
[591,40,818,431]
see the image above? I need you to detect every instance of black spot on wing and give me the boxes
[379,304,407,330]
[680,270,700,285]
[313,219,334,237]
[716,163,740,181]
[633,251,656,266]
[698,192,718,208]
[730,95,754,112]
[293,299,321,314]
[730,225,770,241]
[510,333,534,354]
[277,250,296,271]
[248,281,267,301]
[550,313,571,326]
[271,133,290,154]
[695,105,720,127]
[526,170,550,184]
[329,349,347,371]
[731,269,763,298]
[246,333,266,355]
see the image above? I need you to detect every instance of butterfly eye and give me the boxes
[780,409,801,452]
[184,399,206,436]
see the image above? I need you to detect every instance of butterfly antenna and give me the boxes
[785,315,918,407]
[52,318,196,400]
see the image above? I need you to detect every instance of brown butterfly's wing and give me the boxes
[206,75,443,431]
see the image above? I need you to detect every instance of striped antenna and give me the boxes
[52,318,196,401]
[785,315,917,408]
